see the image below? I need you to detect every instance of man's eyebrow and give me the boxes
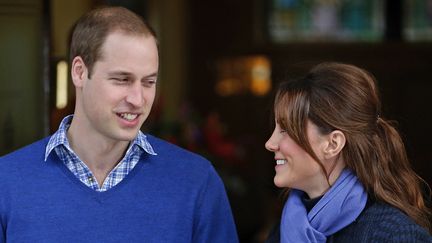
[107,71,131,76]
[107,71,158,79]
[144,72,158,79]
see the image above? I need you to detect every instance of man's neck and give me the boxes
[67,121,130,187]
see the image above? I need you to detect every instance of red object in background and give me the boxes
[203,112,242,164]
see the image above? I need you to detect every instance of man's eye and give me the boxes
[142,80,156,86]
[111,77,128,82]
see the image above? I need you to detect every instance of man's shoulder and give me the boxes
[144,134,217,178]
[146,134,210,163]
[0,137,50,168]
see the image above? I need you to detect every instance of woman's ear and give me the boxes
[71,56,88,88]
[323,130,346,159]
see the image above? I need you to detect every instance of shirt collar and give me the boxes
[45,115,157,161]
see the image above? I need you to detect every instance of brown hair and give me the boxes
[274,62,431,232]
[69,6,157,78]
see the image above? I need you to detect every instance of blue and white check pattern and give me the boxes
[45,115,157,192]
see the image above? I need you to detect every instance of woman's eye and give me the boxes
[278,127,287,134]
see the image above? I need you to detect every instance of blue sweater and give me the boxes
[0,135,239,243]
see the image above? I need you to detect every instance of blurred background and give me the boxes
[1,0,431,242]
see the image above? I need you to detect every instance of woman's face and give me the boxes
[265,121,330,198]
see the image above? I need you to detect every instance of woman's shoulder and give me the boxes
[331,199,432,242]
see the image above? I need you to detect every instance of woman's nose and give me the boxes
[265,133,278,152]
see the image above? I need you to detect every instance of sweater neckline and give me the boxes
[47,151,147,200]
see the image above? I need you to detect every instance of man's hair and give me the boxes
[69,6,157,78]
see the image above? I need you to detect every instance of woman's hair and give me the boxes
[69,6,157,78]
[273,62,431,232]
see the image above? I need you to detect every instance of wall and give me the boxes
[0,0,47,155]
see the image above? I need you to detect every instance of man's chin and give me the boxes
[114,129,140,142]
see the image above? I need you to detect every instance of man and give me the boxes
[0,6,238,242]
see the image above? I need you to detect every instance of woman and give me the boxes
[265,62,432,242]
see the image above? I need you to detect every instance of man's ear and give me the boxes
[323,130,346,159]
[71,56,88,88]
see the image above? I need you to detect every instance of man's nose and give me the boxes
[126,82,144,107]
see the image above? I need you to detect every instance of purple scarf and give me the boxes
[281,169,367,243]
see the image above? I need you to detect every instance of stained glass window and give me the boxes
[404,0,432,41]
[268,0,385,42]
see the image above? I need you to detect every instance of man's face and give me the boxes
[76,31,159,142]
